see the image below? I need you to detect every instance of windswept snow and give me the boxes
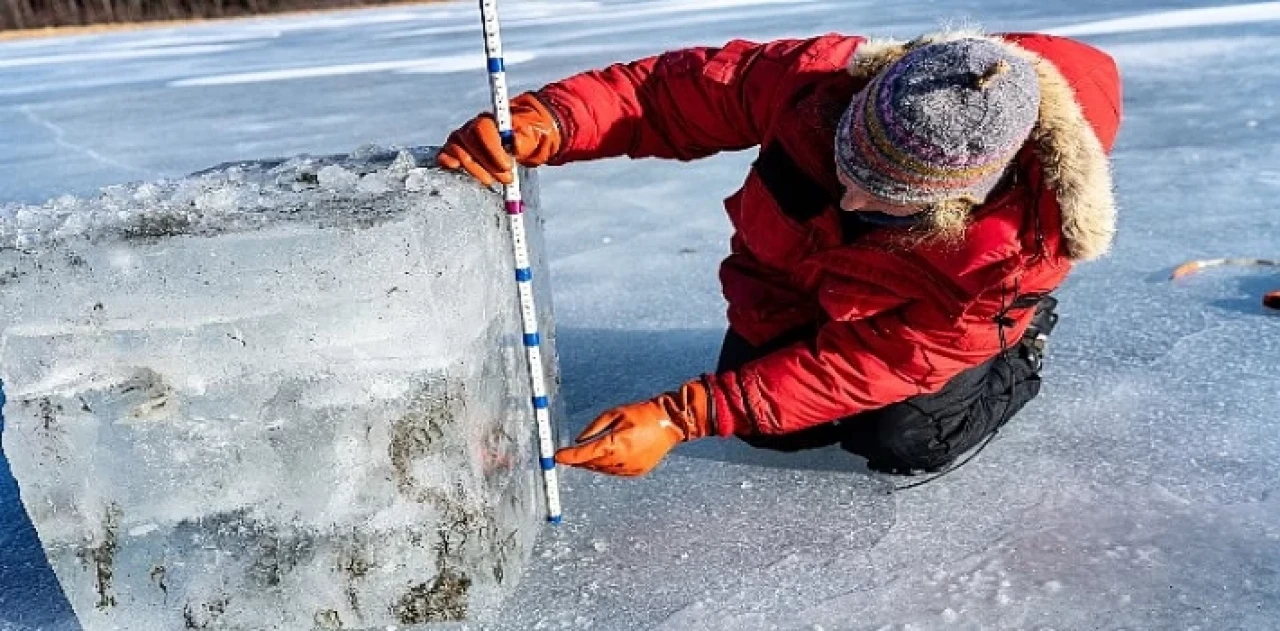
[170,51,538,86]
[1046,1,1280,36]
[0,44,251,69]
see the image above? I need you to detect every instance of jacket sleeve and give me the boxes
[533,36,848,164]
[708,299,1008,437]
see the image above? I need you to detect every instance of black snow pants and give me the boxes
[716,324,1043,474]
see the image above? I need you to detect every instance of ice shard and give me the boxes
[0,145,559,629]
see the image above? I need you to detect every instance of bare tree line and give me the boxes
[1,0,422,31]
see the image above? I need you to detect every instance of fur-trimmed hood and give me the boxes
[846,31,1118,261]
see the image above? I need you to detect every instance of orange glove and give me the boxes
[438,93,562,187]
[555,379,716,477]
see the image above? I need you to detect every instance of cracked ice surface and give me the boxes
[0,146,560,629]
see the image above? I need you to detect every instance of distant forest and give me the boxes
[1,0,425,31]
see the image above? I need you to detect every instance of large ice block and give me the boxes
[0,146,560,629]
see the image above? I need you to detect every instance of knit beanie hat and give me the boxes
[836,38,1041,206]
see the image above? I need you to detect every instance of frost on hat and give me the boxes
[836,38,1041,206]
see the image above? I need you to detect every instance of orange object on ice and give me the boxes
[1170,258,1278,279]
[1170,258,1280,311]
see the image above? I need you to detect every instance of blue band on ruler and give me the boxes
[500,129,515,144]
[540,457,555,471]
[523,332,540,347]
[548,514,563,524]
[487,57,504,73]
[515,267,533,282]
[533,396,549,410]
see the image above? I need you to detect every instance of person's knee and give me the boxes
[870,408,966,473]
[858,356,1045,474]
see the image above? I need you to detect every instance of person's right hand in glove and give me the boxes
[554,379,717,477]
[438,93,562,186]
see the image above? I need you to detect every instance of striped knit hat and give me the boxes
[836,38,1041,206]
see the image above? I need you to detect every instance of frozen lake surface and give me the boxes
[2,0,1279,628]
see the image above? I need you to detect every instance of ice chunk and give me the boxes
[0,145,560,629]
[358,172,392,195]
[405,168,434,193]
[317,164,360,191]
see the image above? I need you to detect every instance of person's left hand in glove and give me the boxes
[555,379,717,476]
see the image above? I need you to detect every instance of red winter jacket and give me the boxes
[534,32,1122,437]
